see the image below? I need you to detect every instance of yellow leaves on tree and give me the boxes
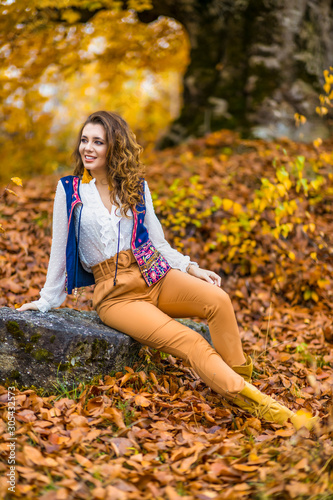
[60,9,82,24]
[294,113,306,127]
[0,2,189,182]
[11,177,23,187]
[127,0,153,11]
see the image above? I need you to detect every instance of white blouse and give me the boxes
[32,178,198,312]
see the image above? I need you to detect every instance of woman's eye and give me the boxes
[81,138,103,145]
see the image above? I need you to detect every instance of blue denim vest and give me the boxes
[60,175,171,294]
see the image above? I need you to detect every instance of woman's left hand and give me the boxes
[187,265,221,287]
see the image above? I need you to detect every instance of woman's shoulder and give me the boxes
[57,175,81,191]
[53,175,79,200]
[59,174,80,184]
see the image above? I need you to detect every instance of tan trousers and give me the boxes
[92,250,245,394]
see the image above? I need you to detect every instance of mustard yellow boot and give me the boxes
[232,354,253,382]
[227,381,318,431]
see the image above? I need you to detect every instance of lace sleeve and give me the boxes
[31,180,68,312]
[144,181,199,272]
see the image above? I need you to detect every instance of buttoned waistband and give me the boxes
[91,249,137,284]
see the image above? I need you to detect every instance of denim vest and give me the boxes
[60,175,171,294]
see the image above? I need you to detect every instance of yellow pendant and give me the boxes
[82,168,93,183]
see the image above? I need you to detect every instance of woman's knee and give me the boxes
[186,332,211,363]
[209,286,232,308]
[202,287,234,322]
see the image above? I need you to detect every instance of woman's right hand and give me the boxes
[16,303,39,312]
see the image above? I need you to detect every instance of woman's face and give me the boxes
[79,123,108,176]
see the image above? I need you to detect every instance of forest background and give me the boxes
[0,1,333,499]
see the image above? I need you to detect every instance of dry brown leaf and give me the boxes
[233,464,259,472]
[103,407,126,429]
[134,394,151,407]
[73,453,93,468]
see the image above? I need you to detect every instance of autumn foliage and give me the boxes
[1,129,333,498]
[151,132,332,310]
[1,0,333,495]
[0,1,188,183]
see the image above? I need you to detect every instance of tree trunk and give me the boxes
[138,0,333,147]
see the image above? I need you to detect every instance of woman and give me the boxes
[17,111,316,430]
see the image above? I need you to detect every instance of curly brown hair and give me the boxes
[72,111,145,217]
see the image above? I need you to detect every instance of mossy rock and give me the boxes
[0,307,212,391]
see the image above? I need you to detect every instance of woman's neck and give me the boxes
[92,172,109,188]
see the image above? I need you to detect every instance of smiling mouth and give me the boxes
[85,155,96,160]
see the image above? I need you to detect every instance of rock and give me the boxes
[0,307,212,391]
